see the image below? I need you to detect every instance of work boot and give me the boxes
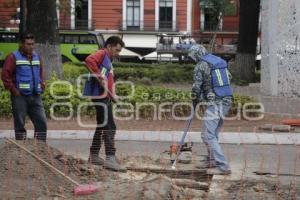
[88,155,105,165]
[195,160,216,169]
[206,168,231,175]
[104,156,127,172]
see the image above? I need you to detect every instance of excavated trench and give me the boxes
[0,139,212,199]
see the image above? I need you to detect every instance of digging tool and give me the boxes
[5,138,100,196]
[171,116,193,170]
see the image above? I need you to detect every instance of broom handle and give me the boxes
[5,138,80,186]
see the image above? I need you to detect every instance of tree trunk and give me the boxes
[26,0,63,79]
[235,0,260,83]
[235,53,256,83]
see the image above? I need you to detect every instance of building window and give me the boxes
[75,0,89,30]
[127,0,140,29]
[203,8,218,31]
[159,0,173,29]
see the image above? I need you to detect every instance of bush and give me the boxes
[115,84,260,119]
[0,64,259,120]
[63,61,262,86]
[42,75,94,118]
[63,63,88,82]
[62,62,195,84]
[231,93,260,118]
[114,65,194,83]
[0,81,12,118]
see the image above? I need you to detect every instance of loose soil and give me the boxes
[1,140,298,199]
[209,179,300,200]
[0,140,208,199]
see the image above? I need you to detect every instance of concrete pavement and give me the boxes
[1,129,300,144]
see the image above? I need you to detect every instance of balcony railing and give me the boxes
[59,19,95,31]
[119,20,179,32]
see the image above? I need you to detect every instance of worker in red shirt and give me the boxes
[84,36,126,172]
[1,32,47,141]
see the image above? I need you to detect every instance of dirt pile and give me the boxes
[208,178,300,200]
[0,139,104,199]
[225,180,300,200]
[0,139,208,199]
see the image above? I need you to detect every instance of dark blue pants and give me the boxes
[90,98,116,156]
[11,94,47,141]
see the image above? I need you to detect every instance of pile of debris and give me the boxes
[209,179,300,200]
[0,139,209,199]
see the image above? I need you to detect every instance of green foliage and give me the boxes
[62,62,195,84]
[63,62,88,82]
[0,81,12,117]
[114,62,195,83]
[0,63,259,120]
[117,84,191,104]
[115,84,192,119]
[230,93,259,118]
[62,61,261,86]
[224,2,238,16]
[116,84,259,119]
[113,62,194,69]
[42,75,93,118]
[200,0,232,15]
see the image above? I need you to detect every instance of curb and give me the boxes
[0,130,300,145]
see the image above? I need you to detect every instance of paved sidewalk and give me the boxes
[0,129,300,144]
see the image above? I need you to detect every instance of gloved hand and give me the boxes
[207,92,215,101]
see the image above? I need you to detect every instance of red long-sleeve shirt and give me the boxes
[85,48,115,98]
[1,51,45,95]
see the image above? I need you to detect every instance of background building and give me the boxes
[0,0,240,56]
